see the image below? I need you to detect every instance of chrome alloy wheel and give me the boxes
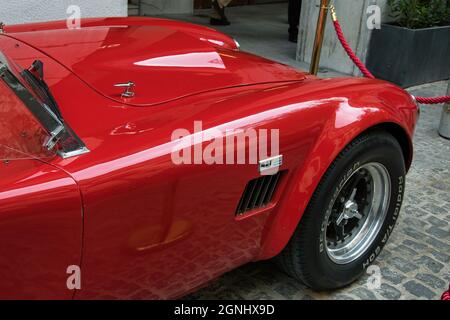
[325,163,391,264]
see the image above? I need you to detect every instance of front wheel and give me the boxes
[277,130,406,290]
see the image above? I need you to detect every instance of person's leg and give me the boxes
[210,0,231,25]
[218,0,232,7]
[288,0,302,42]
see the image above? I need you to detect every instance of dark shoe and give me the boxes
[212,1,227,20]
[289,33,298,43]
[212,0,230,24]
[210,17,231,26]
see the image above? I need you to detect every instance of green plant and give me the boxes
[387,0,450,29]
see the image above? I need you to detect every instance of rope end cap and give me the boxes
[330,5,337,22]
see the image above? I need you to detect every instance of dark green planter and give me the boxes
[366,24,450,88]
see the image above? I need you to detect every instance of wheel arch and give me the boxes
[255,77,418,261]
[361,122,413,172]
[258,120,414,261]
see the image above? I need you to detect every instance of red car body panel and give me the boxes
[0,18,418,299]
[0,80,82,299]
[5,18,305,106]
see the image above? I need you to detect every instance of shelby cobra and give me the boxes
[0,17,418,299]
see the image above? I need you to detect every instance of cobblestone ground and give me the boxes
[186,81,450,300]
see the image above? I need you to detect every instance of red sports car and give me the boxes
[0,17,418,299]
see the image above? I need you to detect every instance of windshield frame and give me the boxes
[0,51,89,159]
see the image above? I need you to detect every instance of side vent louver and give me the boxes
[236,171,283,216]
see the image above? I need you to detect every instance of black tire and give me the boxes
[276,130,406,290]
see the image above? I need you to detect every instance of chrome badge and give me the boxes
[259,155,283,175]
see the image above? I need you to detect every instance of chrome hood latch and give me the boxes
[114,81,135,98]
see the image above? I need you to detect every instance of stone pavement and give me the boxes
[169,3,449,300]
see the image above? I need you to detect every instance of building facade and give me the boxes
[0,0,127,25]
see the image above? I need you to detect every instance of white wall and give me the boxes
[0,0,128,25]
[140,0,193,15]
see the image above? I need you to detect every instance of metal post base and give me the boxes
[438,81,450,139]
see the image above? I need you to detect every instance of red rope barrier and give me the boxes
[330,6,450,105]
[442,285,450,300]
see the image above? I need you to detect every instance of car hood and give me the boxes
[8,23,306,106]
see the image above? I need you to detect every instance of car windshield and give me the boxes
[20,60,63,121]
[0,78,56,161]
[0,51,88,159]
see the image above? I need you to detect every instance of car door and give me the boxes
[0,64,83,299]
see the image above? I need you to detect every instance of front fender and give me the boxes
[257,77,418,260]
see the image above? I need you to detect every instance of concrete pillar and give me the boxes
[297,0,391,75]
[140,0,194,15]
[438,81,450,139]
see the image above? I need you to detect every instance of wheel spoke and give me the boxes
[349,188,357,201]
[336,211,346,226]
[353,211,363,220]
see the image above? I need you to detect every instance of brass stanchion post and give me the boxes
[309,0,331,75]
